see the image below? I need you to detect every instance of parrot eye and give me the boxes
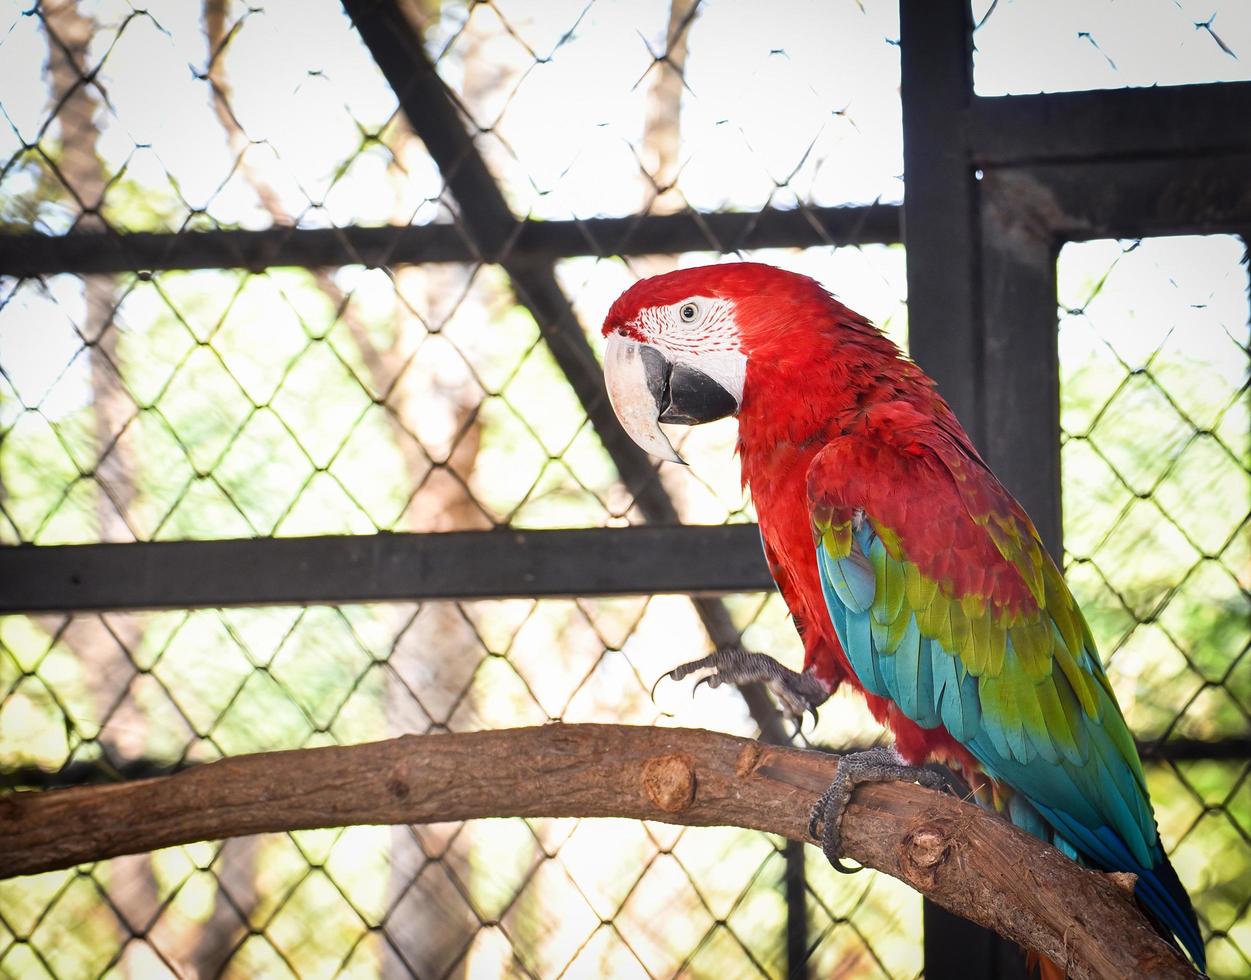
[679,302,699,322]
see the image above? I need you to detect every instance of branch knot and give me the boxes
[899,819,955,888]
[642,753,696,813]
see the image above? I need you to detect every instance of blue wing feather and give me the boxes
[811,523,1205,969]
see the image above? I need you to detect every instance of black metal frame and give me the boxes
[0,203,900,275]
[0,524,773,612]
[2,2,1249,977]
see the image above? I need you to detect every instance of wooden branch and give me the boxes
[0,725,1192,979]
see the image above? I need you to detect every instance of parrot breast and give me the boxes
[736,339,982,774]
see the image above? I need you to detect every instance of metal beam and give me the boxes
[0,525,773,614]
[340,0,668,525]
[343,0,512,253]
[972,148,1251,556]
[900,0,984,448]
[971,81,1251,167]
[901,4,1026,978]
[979,203,1061,556]
[970,148,1251,557]
[982,154,1251,243]
[0,222,471,276]
[0,204,901,278]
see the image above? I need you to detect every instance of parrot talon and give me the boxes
[808,746,960,874]
[650,645,830,733]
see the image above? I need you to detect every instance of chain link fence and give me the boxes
[2,1,917,977]
[2,1,1249,978]
[1057,235,1251,979]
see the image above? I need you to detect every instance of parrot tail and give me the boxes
[1059,818,1204,971]
[1133,847,1205,974]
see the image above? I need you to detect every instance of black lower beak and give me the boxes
[654,361,739,426]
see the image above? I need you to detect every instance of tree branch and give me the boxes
[0,724,1192,979]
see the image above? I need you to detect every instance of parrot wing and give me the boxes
[806,415,1203,968]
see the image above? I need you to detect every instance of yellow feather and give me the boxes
[905,561,937,612]
[961,592,986,620]
[1010,618,1053,678]
[878,607,910,654]
[1053,640,1099,717]
[871,520,905,561]
[821,521,852,560]
[968,610,999,677]
[949,601,972,664]
[918,592,949,646]
[986,618,1006,677]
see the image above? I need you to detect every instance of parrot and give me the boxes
[600,261,1205,973]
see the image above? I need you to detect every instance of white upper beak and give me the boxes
[603,333,684,464]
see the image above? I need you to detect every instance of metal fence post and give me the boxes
[900,1,1028,975]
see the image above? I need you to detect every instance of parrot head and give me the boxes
[601,262,840,463]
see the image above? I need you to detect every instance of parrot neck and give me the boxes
[732,309,943,691]
[735,310,934,484]
[729,308,938,696]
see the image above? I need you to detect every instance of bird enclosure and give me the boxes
[1,1,1249,978]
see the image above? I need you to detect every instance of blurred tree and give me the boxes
[39,0,162,972]
[633,0,699,308]
[641,0,698,223]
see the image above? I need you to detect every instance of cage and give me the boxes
[1,1,1249,977]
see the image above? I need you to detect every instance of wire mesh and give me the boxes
[1,1,920,977]
[0,594,924,979]
[1057,235,1251,979]
[3,0,1249,977]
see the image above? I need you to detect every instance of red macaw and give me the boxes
[601,262,1204,972]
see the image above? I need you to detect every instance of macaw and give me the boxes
[601,262,1204,972]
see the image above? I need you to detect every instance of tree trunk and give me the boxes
[39,5,162,971]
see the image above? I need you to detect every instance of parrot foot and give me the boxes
[653,644,829,734]
[807,746,961,874]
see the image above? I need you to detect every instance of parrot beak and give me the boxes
[605,333,685,464]
[604,333,740,465]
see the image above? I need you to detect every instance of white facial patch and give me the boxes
[633,296,747,405]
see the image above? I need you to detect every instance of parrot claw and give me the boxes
[651,645,830,734]
[808,746,962,874]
